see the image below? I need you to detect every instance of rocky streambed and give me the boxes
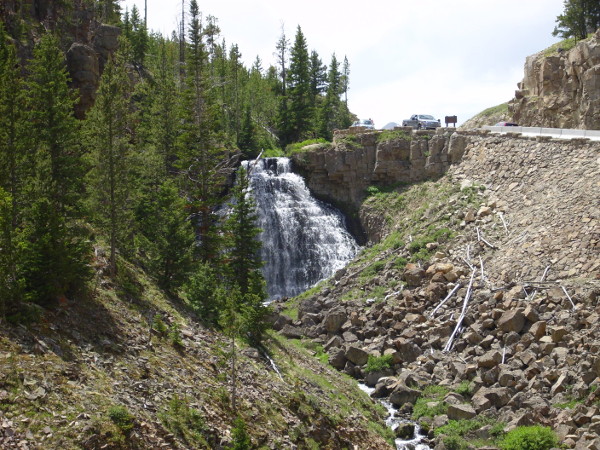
[358,382,431,449]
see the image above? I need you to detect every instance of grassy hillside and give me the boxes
[0,245,394,449]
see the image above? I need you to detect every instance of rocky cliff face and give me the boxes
[511,29,600,129]
[291,127,469,241]
[1,1,120,118]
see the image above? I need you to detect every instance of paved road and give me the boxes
[482,125,600,141]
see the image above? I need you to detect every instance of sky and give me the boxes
[122,0,565,127]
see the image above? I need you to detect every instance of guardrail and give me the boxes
[482,125,600,141]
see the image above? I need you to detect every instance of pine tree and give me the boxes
[308,50,327,108]
[128,4,148,67]
[85,38,133,275]
[318,53,343,140]
[98,0,122,25]
[153,38,181,174]
[135,180,195,292]
[287,26,311,143]
[0,26,26,313]
[237,105,258,158]
[223,167,269,345]
[275,27,291,146]
[23,33,90,304]
[179,0,229,262]
[224,167,263,296]
[227,43,243,140]
[341,55,350,106]
[553,0,600,40]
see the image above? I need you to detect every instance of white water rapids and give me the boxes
[359,383,431,450]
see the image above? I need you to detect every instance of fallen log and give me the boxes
[443,268,477,352]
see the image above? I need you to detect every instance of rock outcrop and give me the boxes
[510,29,600,129]
[292,128,463,211]
[1,2,121,118]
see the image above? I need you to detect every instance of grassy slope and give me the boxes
[0,250,393,449]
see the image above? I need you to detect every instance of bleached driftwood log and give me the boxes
[443,268,477,352]
[430,283,462,317]
[561,286,577,311]
[528,265,551,302]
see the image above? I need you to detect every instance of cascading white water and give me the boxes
[359,384,431,450]
[243,157,359,300]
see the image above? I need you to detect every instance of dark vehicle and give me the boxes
[494,122,519,126]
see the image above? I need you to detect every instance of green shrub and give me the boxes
[158,395,207,446]
[393,257,408,270]
[108,405,134,433]
[499,425,558,450]
[366,185,381,196]
[412,399,447,420]
[377,129,412,143]
[364,354,394,373]
[231,416,252,449]
[387,233,405,250]
[261,147,285,157]
[286,138,330,155]
[454,381,473,397]
[435,419,481,437]
[361,260,386,278]
[412,385,450,420]
[442,435,468,450]
[169,323,184,348]
[152,314,168,335]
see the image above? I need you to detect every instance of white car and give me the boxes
[351,119,375,129]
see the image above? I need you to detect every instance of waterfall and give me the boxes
[243,157,359,300]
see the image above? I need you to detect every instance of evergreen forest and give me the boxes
[0,0,353,341]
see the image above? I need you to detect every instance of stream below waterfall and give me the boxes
[358,384,431,450]
[244,157,359,300]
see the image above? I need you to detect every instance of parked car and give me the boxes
[494,122,519,126]
[351,119,375,129]
[402,114,441,130]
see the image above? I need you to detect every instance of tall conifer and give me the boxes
[0,26,25,314]
[179,0,228,262]
[223,166,268,345]
[288,26,311,143]
[85,38,133,276]
[23,33,90,304]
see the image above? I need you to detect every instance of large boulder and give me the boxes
[477,350,502,369]
[472,387,511,412]
[328,348,347,370]
[345,346,369,366]
[324,308,347,333]
[389,384,421,408]
[66,43,99,118]
[497,308,526,333]
[447,403,477,420]
[403,263,426,287]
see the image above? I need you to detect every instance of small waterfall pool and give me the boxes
[244,157,359,300]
